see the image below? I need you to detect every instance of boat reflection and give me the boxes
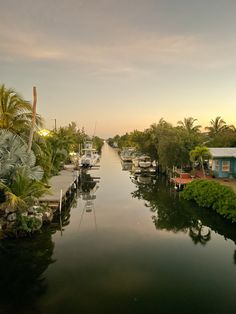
[121,161,133,171]
[79,173,99,231]
[131,174,156,185]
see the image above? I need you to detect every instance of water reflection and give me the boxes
[131,175,236,249]
[79,171,99,231]
[0,228,55,314]
[0,193,79,313]
[121,161,133,171]
[80,171,97,192]
[131,174,156,185]
[189,220,211,246]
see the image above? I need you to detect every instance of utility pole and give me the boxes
[52,118,57,132]
[28,86,37,153]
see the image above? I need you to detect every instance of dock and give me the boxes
[170,172,193,190]
[39,169,79,211]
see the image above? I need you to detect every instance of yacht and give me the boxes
[80,141,100,168]
[120,147,136,162]
[133,155,152,168]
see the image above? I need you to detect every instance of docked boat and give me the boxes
[133,155,152,168]
[80,141,100,168]
[120,147,136,162]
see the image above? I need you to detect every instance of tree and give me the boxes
[190,146,211,177]
[0,84,43,134]
[0,169,48,212]
[205,116,227,136]
[177,117,201,134]
[189,220,211,246]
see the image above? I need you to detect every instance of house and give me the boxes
[208,148,236,178]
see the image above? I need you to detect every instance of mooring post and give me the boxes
[76,170,79,187]
[59,189,63,213]
[80,168,82,190]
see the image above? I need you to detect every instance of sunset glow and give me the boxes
[1,0,236,137]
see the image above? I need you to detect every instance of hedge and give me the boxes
[181,179,236,222]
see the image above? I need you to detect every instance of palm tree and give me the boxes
[0,169,48,212]
[189,220,211,246]
[0,84,43,134]
[190,146,212,177]
[177,117,201,133]
[205,116,227,136]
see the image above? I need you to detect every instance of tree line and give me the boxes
[0,84,103,236]
[108,116,236,171]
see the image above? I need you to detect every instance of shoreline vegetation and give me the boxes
[108,117,236,222]
[181,180,236,222]
[1,83,236,237]
[0,84,103,238]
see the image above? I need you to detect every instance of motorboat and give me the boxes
[80,141,100,168]
[133,155,152,168]
[120,147,136,162]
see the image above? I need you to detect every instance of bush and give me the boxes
[16,214,42,234]
[181,179,236,222]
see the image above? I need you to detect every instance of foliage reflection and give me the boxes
[131,175,236,250]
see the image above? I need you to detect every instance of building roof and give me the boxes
[209,147,236,158]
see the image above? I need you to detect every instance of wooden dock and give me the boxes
[39,169,79,211]
[170,172,193,190]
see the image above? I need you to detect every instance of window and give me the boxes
[213,160,219,171]
[222,160,230,172]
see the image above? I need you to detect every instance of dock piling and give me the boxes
[59,189,63,213]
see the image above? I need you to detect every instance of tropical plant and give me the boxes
[0,130,43,183]
[0,168,49,212]
[190,146,211,177]
[189,220,211,246]
[205,116,227,136]
[0,84,43,134]
[36,137,68,179]
[181,179,236,222]
[177,117,201,134]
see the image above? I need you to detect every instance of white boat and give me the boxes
[133,155,152,168]
[120,147,136,162]
[80,141,100,168]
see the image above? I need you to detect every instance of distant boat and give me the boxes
[80,141,100,168]
[133,155,152,168]
[120,147,136,162]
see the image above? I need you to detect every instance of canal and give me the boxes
[1,143,236,314]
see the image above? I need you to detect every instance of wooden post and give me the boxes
[76,170,79,187]
[28,86,37,153]
[59,189,63,213]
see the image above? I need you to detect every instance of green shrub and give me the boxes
[16,214,42,234]
[181,179,236,222]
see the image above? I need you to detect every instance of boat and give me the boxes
[80,141,100,168]
[133,155,152,168]
[120,147,136,162]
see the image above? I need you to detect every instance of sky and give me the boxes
[1,0,236,138]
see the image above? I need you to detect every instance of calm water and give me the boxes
[1,143,236,314]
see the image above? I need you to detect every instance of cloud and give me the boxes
[0,23,198,62]
[1,19,236,77]
[0,26,65,62]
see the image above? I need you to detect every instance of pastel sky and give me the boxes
[1,0,236,137]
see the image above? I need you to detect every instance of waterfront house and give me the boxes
[208,148,236,178]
